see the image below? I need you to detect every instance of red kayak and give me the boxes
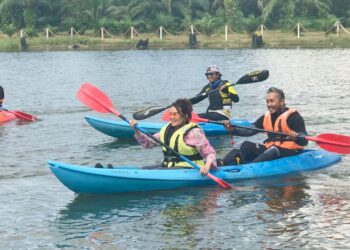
[0,109,16,123]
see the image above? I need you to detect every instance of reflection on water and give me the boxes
[55,188,226,248]
[0,49,350,248]
[52,176,318,249]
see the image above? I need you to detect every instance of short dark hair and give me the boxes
[171,98,193,122]
[267,87,285,99]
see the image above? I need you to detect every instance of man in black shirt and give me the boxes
[222,87,308,165]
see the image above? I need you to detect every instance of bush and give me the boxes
[242,15,261,33]
[24,27,37,37]
[1,24,17,36]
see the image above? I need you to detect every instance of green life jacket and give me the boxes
[159,122,204,168]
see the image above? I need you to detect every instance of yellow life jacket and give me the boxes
[205,80,237,118]
[159,122,204,168]
[263,109,304,150]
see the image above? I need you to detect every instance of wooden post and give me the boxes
[20,29,23,38]
[131,26,134,39]
[225,25,228,41]
[190,25,194,34]
[46,28,49,39]
[336,21,340,37]
[260,24,264,38]
[297,23,300,39]
[70,27,74,39]
[160,26,163,40]
[101,27,104,40]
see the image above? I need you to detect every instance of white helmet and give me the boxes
[206,66,222,76]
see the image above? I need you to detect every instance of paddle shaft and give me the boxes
[135,81,242,117]
[133,82,251,119]
[197,118,350,148]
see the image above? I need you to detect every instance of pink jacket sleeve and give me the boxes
[184,128,217,167]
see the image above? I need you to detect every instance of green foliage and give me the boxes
[23,9,37,28]
[0,0,348,35]
[152,14,179,32]
[1,23,17,36]
[242,15,261,33]
[194,15,225,35]
[224,0,245,31]
[24,26,37,37]
[305,16,338,31]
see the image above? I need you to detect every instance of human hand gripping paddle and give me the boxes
[132,69,269,120]
[163,112,350,155]
[0,86,37,121]
[77,83,232,189]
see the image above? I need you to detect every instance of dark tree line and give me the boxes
[0,0,349,36]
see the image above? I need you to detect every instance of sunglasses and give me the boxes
[205,72,216,77]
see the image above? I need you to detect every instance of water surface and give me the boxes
[0,49,350,249]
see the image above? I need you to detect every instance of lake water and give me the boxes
[0,49,350,249]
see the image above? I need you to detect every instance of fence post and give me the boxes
[260,24,264,38]
[190,25,194,34]
[101,27,104,40]
[70,27,74,39]
[131,26,134,39]
[225,25,228,41]
[297,23,300,39]
[46,28,49,39]
[336,21,340,37]
[160,26,163,40]
[20,29,23,38]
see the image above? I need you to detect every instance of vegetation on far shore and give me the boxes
[0,0,349,51]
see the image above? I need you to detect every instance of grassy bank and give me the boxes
[0,30,349,51]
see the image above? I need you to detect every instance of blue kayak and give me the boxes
[84,115,252,139]
[48,150,341,194]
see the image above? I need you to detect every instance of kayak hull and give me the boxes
[0,110,16,123]
[48,150,341,194]
[84,115,252,139]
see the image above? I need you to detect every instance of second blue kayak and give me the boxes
[84,115,252,139]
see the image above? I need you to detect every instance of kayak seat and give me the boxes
[95,163,114,169]
[95,163,103,168]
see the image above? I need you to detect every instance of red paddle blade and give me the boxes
[307,133,350,154]
[77,83,119,115]
[207,173,233,189]
[191,112,208,123]
[12,110,37,121]
[161,108,171,121]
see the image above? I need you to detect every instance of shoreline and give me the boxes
[1,30,349,51]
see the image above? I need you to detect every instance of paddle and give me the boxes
[0,108,37,121]
[0,86,37,121]
[0,85,4,105]
[77,83,232,189]
[173,112,350,155]
[10,110,37,121]
[132,69,269,120]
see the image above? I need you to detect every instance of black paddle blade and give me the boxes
[132,106,168,120]
[236,69,269,85]
[0,86,4,100]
